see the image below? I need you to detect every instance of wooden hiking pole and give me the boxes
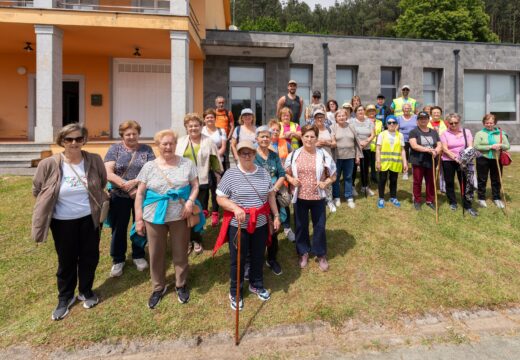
[235,220,242,346]
[431,153,439,224]
[495,151,508,212]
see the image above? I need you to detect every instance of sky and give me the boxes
[300,0,337,9]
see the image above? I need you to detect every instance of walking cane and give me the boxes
[431,153,439,224]
[235,220,242,346]
[494,151,508,213]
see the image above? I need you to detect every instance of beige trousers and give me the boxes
[145,220,189,292]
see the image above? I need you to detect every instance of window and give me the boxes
[380,68,399,108]
[423,69,440,107]
[336,67,356,105]
[464,72,517,122]
[290,65,311,124]
[229,65,265,126]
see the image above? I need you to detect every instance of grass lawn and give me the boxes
[0,157,519,349]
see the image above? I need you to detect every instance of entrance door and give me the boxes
[229,66,265,126]
[63,81,80,126]
[113,59,171,138]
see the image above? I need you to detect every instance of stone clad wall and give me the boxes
[204,30,520,143]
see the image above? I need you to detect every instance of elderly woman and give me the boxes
[396,103,418,180]
[202,108,227,227]
[332,108,361,209]
[214,140,280,311]
[314,109,337,212]
[474,114,511,209]
[231,108,257,162]
[104,120,155,277]
[279,106,301,151]
[326,99,339,124]
[440,113,477,216]
[285,125,337,271]
[342,102,354,120]
[135,129,200,308]
[254,126,286,275]
[176,113,222,254]
[32,124,107,320]
[409,111,442,210]
[352,105,376,196]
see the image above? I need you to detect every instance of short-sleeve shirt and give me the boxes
[202,126,226,150]
[232,126,257,144]
[104,143,156,198]
[440,129,473,161]
[295,150,322,200]
[53,160,91,220]
[397,115,418,142]
[333,123,357,159]
[318,128,334,157]
[216,166,272,229]
[136,158,197,223]
[254,150,285,184]
[376,131,405,147]
[352,118,374,150]
[409,127,440,168]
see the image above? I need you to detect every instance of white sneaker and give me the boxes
[366,188,375,196]
[110,262,125,277]
[284,228,296,242]
[327,200,337,213]
[347,198,356,209]
[402,173,409,180]
[478,200,487,208]
[133,258,149,272]
[352,188,358,197]
[334,198,341,207]
[493,199,505,209]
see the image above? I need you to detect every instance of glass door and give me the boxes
[229,65,265,126]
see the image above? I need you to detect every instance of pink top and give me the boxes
[440,128,473,161]
[295,150,321,200]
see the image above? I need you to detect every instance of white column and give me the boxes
[170,0,189,16]
[34,25,63,143]
[170,30,190,135]
[33,0,58,8]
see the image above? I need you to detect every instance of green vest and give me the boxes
[380,130,403,173]
[392,97,416,117]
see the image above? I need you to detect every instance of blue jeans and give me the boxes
[332,158,355,199]
[295,199,327,257]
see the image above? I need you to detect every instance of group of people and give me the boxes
[31,83,511,320]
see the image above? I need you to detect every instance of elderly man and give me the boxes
[215,96,235,170]
[277,80,304,124]
[391,85,417,117]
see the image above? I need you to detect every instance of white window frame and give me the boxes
[463,71,519,123]
[335,66,357,102]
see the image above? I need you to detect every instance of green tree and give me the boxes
[239,16,283,32]
[285,21,309,33]
[395,0,499,42]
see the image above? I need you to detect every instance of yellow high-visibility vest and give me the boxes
[392,97,416,117]
[370,119,384,152]
[380,130,403,173]
[280,121,300,149]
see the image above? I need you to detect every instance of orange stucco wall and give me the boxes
[193,59,204,113]
[0,54,35,139]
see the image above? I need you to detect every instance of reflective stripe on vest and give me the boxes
[393,97,416,117]
[380,130,403,173]
[280,121,300,150]
[370,119,384,152]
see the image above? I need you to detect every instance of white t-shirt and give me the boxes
[202,126,226,150]
[53,160,92,220]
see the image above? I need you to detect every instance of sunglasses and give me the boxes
[387,121,397,125]
[63,136,84,143]
[449,122,459,125]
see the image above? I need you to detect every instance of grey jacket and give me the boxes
[31,151,107,243]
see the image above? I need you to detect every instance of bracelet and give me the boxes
[273,214,280,218]
[186,199,194,204]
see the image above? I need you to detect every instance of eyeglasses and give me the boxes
[387,121,397,125]
[239,151,255,158]
[449,122,459,125]
[63,136,84,143]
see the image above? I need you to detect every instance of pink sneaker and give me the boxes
[299,253,309,269]
[318,256,329,272]
[211,211,219,227]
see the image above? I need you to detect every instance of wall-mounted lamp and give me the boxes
[17,66,27,75]
[24,42,33,52]
[133,47,141,57]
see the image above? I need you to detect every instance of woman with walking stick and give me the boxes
[409,112,442,211]
[214,140,280,311]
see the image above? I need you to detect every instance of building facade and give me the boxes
[203,30,520,143]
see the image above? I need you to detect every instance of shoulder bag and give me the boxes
[499,130,512,166]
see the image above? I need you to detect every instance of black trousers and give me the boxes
[476,156,502,201]
[50,215,100,300]
[378,170,398,199]
[369,151,378,183]
[443,160,471,209]
[109,195,144,264]
[352,149,371,188]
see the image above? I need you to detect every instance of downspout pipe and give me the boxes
[322,43,329,101]
[453,49,460,113]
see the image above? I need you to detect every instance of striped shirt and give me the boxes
[216,165,273,229]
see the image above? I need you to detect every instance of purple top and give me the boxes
[440,128,473,161]
[397,115,417,142]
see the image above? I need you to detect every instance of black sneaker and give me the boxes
[176,285,190,304]
[78,291,99,309]
[148,286,167,309]
[266,259,283,276]
[51,296,75,321]
[414,202,422,211]
[467,208,478,217]
[425,202,435,210]
[450,203,458,211]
